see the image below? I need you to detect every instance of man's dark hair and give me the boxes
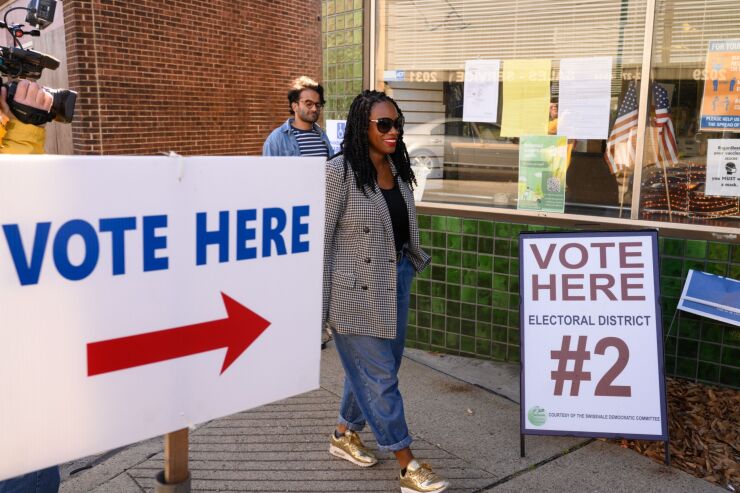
[340,90,415,194]
[288,76,325,115]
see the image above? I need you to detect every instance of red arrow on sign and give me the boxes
[87,292,270,377]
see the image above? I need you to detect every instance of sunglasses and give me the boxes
[369,116,404,133]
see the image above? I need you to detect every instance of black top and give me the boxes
[380,182,410,252]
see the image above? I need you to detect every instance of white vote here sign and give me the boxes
[0,155,325,481]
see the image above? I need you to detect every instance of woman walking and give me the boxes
[323,90,449,493]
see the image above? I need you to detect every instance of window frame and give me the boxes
[368,0,740,241]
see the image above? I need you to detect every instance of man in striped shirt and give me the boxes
[263,76,333,158]
[263,77,334,350]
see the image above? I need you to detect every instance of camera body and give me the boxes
[0,0,77,124]
[0,45,60,79]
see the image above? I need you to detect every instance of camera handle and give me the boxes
[5,82,51,125]
[4,81,77,124]
[5,81,52,125]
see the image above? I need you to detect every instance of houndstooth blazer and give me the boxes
[322,154,430,339]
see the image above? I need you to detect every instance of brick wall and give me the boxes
[63,0,322,155]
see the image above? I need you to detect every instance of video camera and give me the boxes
[0,0,77,125]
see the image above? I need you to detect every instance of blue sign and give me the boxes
[678,270,740,327]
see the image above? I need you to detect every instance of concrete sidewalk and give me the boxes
[60,345,722,492]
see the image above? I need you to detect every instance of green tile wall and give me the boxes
[321,0,364,121]
[409,214,740,389]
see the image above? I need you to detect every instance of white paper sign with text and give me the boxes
[557,56,612,140]
[463,59,501,123]
[706,139,740,197]
[520,231,667,440]
[0,155,325,480]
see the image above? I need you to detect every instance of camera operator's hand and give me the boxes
[0,86,9,122]
[1,80,53,120]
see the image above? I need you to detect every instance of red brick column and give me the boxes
[63,0,322,155]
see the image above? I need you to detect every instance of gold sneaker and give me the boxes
[328,430,378,467]
[400,460,449,493]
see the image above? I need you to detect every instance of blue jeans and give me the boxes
[0,467,60,493]
[332,255,415,452]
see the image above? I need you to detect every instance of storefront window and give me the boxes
[639,0,740,228]
[375,0,649,218]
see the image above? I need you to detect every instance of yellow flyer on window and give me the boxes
[699,40,740,132]
[501,59,551,137]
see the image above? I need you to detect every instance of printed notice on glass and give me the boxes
[517,135,568,213]
[519,231,668,440]
[706,139,740,196]
[463,60,501,123]
[501,59,551,137]
[699,40,740,132]
[557,57,612,139]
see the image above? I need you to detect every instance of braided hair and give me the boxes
[340,90,415,194]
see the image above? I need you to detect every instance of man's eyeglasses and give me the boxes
[369,116,404,133]
[299,100,324,110]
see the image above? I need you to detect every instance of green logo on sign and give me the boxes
[528,406,547,426]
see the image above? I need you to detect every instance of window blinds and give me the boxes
[382,0,649,71]
[652,0,740,67]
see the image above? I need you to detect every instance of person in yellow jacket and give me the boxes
[547,102,575,176]
[0,79,59,493]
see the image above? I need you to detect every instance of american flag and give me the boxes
[605,81,639,174]
[649,83,678,166]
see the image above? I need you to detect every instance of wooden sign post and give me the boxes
[155,429,190,492]
[165,429,189,484]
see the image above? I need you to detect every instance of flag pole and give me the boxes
[606,80,639,219]
[615,0,629,220]
[629,0,658,220]
[659,143,673,220]
[650,82,676,221]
